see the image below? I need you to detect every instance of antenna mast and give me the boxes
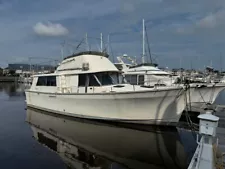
[107,34,110,54]
[85,33,89,51]
[142,19,145,64]
[60,41,65,61]
[180,56,182,68]
[100,33,103,52]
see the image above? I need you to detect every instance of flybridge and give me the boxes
[63,51,109,60]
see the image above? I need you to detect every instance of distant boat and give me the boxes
[116,57,177,86]
[25,51,187,125]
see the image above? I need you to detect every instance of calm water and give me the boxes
[1,82,224,169]
[0,83,66,169]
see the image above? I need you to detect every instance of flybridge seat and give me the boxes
[64,51,109,60]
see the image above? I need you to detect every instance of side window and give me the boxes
[36,76,56,86]
[47,76,56,86]
[124,75,137,85]
[125,75,131,83]
[79,74,86,86]
[130,75,137,85]
[37,77,46,86]
[138,75,144,85]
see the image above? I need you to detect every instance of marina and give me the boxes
[0,1,225,168]
[2,28,225,168]
[0,31,225,169]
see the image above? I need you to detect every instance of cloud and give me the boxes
[0,0,225,69]
[33,22,69,36]
[197,14,217,28]
[196,10,225,29]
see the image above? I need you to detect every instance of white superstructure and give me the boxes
[122,64,176,86]
[25,51,187,125]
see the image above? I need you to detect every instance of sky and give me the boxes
[0,0,225,70]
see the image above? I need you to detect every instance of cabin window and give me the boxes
[124,75,130,84]
[89,74,100,86]
[47,76,56,86]
[130,75,137,85]
[79,72,121,87]
[109,73,119,84]
[121,75,127,84]
[125,75,137,85]
[138,75,144,85]
[95,72,116,85]
[78,74,86,86]
[36,76,56,86]
[36,77,46,86]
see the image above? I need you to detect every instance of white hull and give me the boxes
[187,84,225,112]
[26,88,186,125]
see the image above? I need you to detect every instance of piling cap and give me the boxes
[198,113,219,122]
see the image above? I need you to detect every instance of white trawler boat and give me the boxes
[25,51,187,125]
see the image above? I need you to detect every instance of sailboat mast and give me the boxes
[144,22,153,64]
[142,19,145,64]
[220,53,222,72]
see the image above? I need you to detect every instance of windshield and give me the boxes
[94,72,126,86]
[96,72,114,85]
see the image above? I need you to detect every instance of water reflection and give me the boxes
[26,108,197,169]
[0,83,26,97]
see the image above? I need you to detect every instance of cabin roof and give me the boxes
[33,73,58,77]
[64,51,109,60]
[129,63,158,68]
[129,66,160,71]
[123,65,170,75]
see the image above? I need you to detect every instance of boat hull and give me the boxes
[25,89,186,125]
[187,83,225,112]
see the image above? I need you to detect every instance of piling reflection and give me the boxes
[26,108,196,169]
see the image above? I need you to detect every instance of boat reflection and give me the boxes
[0,83,26,97]
[26,108,197,169]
